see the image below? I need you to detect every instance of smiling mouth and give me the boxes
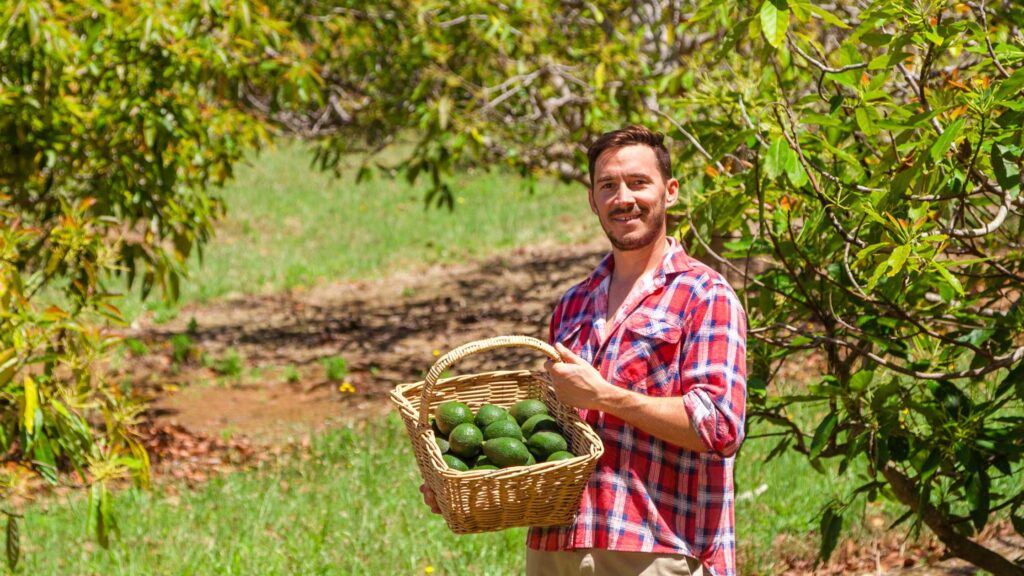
[611,212,643,223]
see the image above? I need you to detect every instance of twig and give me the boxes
[896,63,944,134]
[806,156,883,193]
[738,95,769,148]
[685,214,770,291]
[436,14,489,29]
[975,1,1012,78]
[843,219,869,298]
[649,107,725,173]
[485,71,542,110]
[923,292,1006,318]
[788,36,868,74]
[775,105,867,248]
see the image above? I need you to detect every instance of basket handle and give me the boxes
[418,335,562,426]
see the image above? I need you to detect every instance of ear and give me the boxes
[588,186,598,215]
[665,177,680,208]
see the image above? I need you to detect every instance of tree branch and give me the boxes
[947,188,1011,238]
[882,463,1024,576]
[753,322,1024,381]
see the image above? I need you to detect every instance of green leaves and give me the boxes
[88,482,118,549]
[848,370,873,392]
[929,118,966,162]
[764,137,789,179]
[965,472,991,533]
[4,512,17,573]
[991,143,1021,197]
[819,503,843,562]
[809,411,838,459]
[760,0,790,48]
[863,242,914,292]
[3,1,1022,570]
[0,0,315,548]
[763,136,807,186]
[931,261,965,296]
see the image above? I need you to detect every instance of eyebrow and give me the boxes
[596,172,652,183]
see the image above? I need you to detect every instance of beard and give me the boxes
[600,201,666,251]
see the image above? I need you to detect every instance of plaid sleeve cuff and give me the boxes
[683,388,742,457]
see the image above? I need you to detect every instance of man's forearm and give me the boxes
[598,386,707,453]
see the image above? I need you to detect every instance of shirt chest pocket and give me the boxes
[613,317,683,396]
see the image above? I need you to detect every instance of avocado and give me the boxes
[483,437,532,468]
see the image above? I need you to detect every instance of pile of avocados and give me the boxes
[431,399,575,472]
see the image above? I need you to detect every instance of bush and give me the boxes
[0,0,313,557]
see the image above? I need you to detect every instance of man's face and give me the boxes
[589,144,679,252]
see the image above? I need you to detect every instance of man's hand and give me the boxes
[420,483,441,515]
[544,343,620,411]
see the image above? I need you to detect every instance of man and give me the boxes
[423,125,747,576]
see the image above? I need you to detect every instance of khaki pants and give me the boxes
[526,548,704,576]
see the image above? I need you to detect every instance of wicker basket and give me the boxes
[390,335,604,534]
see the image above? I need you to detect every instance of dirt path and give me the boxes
[121,239,608,441]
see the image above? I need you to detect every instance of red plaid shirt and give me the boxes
[528,237,747,576]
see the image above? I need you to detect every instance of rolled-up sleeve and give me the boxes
[680,281,747,457]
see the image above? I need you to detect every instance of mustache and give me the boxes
[609,206,646,218]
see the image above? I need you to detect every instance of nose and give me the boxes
[610,180,635,206]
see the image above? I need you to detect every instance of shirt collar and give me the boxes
[584,236,692,292]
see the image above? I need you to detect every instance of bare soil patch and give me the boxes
[120,239,607,441]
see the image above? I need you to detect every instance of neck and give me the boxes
[611,236,668,284]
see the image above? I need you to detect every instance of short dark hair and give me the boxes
[586,125,672,187]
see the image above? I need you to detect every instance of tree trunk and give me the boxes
[882,464,1024,576]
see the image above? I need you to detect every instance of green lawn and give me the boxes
[22,414,908,575]
[121,141,599,322]
[24,417,524,576]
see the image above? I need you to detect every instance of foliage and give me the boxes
[276,1,1024,572]
[322,356,349,383]
[282,365,301,384]
[206,348,244,378]
[122,338,150,358]
[169,334,197,366]
[0,204,147,562]
[0,0,310,547]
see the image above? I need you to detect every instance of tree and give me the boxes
[284,1,1024,572]
[0,0,312,560]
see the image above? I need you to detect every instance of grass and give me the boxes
[22,416,525,576]
[120,140,598,322]
[22,413,911,576]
